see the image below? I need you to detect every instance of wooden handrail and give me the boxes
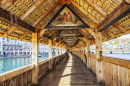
[0,64,34,82]
[101,56,130,69]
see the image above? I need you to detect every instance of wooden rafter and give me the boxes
[98,2,130,31]
[105,29,115,38]
[33,0,61,27]
[70,6,98,28]
[84,0,107,18]
[114,22,127,33]
[85,28,96,39]
[21,0,46,20]
[71,1,99,24]
[2,26,17,37]
[0,8,36,33]
[19,31,28,40]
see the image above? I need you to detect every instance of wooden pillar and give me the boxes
[32,33,39,84]
[95,32,103,83]
[82,46,86,64]
[49,39,52,70]
[86,40,90,69]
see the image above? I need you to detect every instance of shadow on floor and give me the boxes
[31,53,106,86]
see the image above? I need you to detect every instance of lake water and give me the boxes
[0,56,49,74]
[0,54,130,74]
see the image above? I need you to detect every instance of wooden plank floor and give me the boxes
[34,53,105,86]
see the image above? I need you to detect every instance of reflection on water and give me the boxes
[0,56,48,74]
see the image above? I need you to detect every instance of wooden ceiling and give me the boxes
[0,0,130,48]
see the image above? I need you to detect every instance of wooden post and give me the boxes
[95,32,103,83]
[86,40,90,69]
[49,39,52,70]
[32,33,39,84]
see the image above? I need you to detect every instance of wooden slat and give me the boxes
[19,31,28,40]
[33,1,61,27]
[71,1,99,24]
[114,22,127,32]
[20,0,46,20]
[98,2,130,31]
[0,8,36,33]
[2,26,17,37]
[84,0,107,18]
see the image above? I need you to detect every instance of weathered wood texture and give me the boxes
[0,53,67,86]
[0,7,36,33]
[73,51,130,86]
[0,64,33,86]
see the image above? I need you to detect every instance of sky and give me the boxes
[118,33,130,39]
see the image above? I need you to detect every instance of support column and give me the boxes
[95,32,103,83]
[49,39,52,70]
[86,40,90,69]
[32,33,39,84]
[82,46,86,64]
[55,46,58,56]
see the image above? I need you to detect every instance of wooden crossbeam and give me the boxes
[0,0,15,9]
[0,8,36,33]
[85,28,96,39]
[111,0,121,5]
[105,29,115,38]
[19,31,28,40]
[84,0,107,18]
[39,29,48,37]
[71,1,99,24]
[98,2,130,31]
[21,0,46,20]
[33,1,61,27]
[114,22,127,33]
[2,26,17,37]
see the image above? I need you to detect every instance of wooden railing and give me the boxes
[72,51,130,86]
[0,53,67,86]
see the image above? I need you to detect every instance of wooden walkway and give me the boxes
[34,53,105,86]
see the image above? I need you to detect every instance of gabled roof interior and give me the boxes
[0,0,130,48]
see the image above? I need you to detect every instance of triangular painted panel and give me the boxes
[56,29,84,37]
[44,4,90,29]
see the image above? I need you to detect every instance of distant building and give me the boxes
[0,37,49,56]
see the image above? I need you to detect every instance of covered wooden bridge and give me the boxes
[0,0,130,86]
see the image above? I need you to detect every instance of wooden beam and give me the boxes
[0,0,15,9]
[19,32,28,40]
[85,28,96,39]
[105,29,114,38]
[70,7,98,28]
[39,29,48,37]
[84,0,107,18]
[71,1,100,24]
[86,39,90,68]
[32,33,39,84]
[49,39,52,70]
[20,0,46,20]
[33,1,61,27]
[2,26,17,37]
[113,22,127,32]
[0,8,36,33]
[98,2,130,31]
[95,32,103,83]
[111,0,121,5]
[35,25,46,29]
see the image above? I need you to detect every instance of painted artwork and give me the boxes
[56,30,84,37]
[49,7,84,27]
